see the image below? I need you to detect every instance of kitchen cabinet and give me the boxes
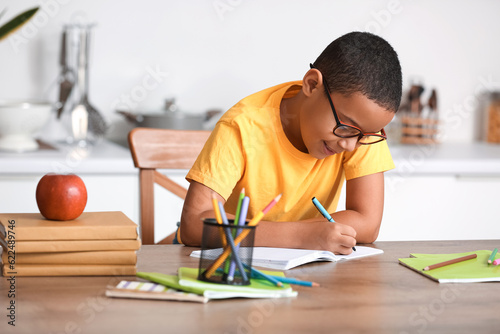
[380,174,499,241]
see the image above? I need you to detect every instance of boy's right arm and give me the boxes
[180,181,356,254]
[180,181,225,246]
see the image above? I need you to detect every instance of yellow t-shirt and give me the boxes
[186,81,395,221]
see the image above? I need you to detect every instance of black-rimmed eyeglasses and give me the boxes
[310,63,387,145]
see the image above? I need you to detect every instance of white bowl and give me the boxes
[0,101,52,152]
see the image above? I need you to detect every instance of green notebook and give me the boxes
[137,269,297,300]
[137,272,206,295]
[178,267,298,299]
[399,250,500,283]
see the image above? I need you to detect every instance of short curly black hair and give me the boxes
[312,32,402,112]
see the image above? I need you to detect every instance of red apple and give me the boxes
[36,173,87,221]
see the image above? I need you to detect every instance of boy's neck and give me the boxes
[279,91,307,153]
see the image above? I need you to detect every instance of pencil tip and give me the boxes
[312,282,320,287]
[275,193,283,201]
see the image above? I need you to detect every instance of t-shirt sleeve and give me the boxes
[342,141,395,180]
[185,120,245,200]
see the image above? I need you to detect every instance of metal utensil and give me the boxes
[56,29,74,119]
[69,26,107,142]
[81,28,107,138]
[71,103,88,141]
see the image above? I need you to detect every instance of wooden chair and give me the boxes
[128,127,211,245]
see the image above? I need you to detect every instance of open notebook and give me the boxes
[191,246,383,270]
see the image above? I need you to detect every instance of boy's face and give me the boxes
[300,89,395,160]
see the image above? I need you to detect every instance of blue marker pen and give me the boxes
[312,197,356,251]
[312,197,334,222]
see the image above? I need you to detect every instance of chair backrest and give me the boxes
[128,127,211,244]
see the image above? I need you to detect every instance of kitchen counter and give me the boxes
[388,142,500,176]
[1,141,499,176]
[0,140,136,175]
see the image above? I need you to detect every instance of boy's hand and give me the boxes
[311,220,357,255]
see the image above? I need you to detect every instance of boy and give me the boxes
[179,32,402,254]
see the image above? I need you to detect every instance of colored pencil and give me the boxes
[237,197,250,227]
[423,253,477,271]
[249,268,319,287]
[312,197,356,251]
[233,188,246,227]
[493,259,500,266]
[217,201,248,282]
[487,248,498,264]
[204,194,282,278]
[225,266,320,287]
[211,193,223,224]
[274,276,320,287]
[228,196,250,279]
[246,265,283,287]
[211,194,227,247]
[224,189,246,274]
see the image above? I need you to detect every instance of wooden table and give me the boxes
[1,241,499,334]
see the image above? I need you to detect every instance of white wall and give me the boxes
[1,0,500,145]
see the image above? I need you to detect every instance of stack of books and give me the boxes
[0,211,140,276]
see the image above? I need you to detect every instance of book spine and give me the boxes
[2,251,137,265]
[3,264,137,276]
[12,239,141,253]
[12,226,138,241]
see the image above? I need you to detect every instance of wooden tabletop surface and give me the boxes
[1,240,499,334]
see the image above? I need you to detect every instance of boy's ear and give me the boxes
[302,68,323,97]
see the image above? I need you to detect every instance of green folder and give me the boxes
[177,267,297,299]
[136,272,206,295]
[137,268,298,300]
[399,250,500,283]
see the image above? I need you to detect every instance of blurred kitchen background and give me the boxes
[1,0,499,242]
[1,0,499,145]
